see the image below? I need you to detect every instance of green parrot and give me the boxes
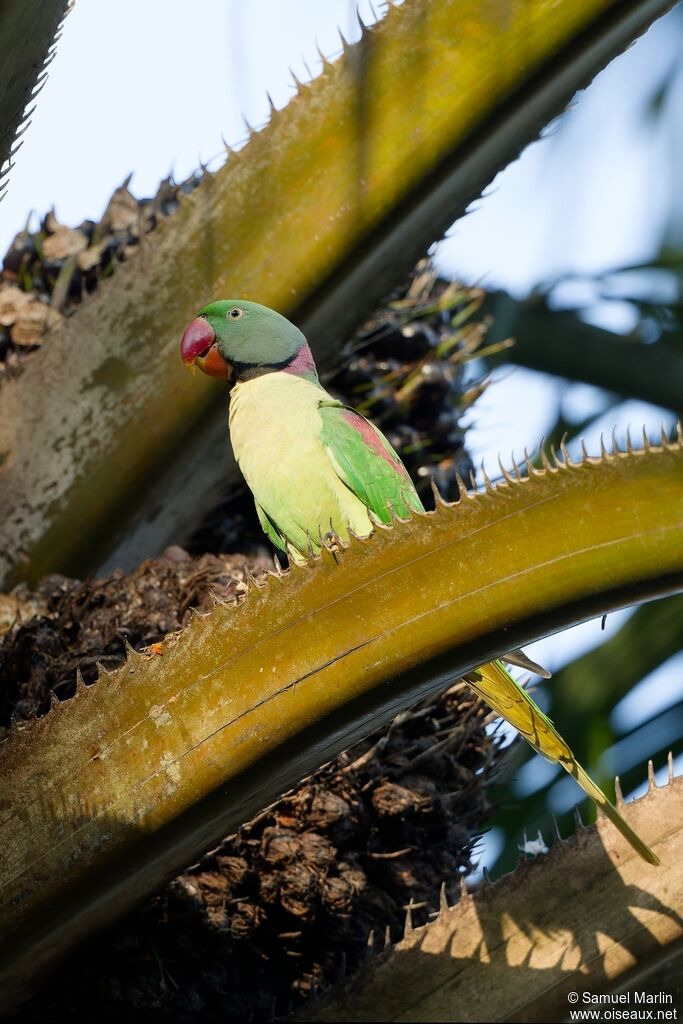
[181,299,658,866]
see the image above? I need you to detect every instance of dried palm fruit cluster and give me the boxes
[331,265,488,503]
[0,547,273,732]
[1,547,500,1022]
[0,173,201,377]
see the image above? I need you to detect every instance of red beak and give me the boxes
[181,318,233,380]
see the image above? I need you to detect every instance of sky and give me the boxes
[2,0,680,859]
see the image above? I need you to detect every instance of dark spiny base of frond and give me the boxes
[0,173,203,378]
[1,554,500,1024]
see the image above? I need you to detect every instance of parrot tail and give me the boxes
[565,760,660,866]
[464,660,659,866]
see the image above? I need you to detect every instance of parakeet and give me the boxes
[181,299,659,866]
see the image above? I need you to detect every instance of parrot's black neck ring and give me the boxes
[233,344,318,383]
[234,360,290,382]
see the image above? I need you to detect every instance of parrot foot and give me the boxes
[322,529,343,565]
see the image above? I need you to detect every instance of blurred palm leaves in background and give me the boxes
[474,6,683,871]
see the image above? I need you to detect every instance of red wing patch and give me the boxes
[342,410,407,476]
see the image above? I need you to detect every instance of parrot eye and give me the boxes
[227,306,246,320]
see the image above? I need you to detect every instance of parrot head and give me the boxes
[181,299,316,386]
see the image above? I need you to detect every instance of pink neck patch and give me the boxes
[283,343,318,378]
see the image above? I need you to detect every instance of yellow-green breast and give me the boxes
[228,372,372,556]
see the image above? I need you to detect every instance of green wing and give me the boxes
[254,499,287,553]
[465,660,659,865]
[319,402,424,522]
